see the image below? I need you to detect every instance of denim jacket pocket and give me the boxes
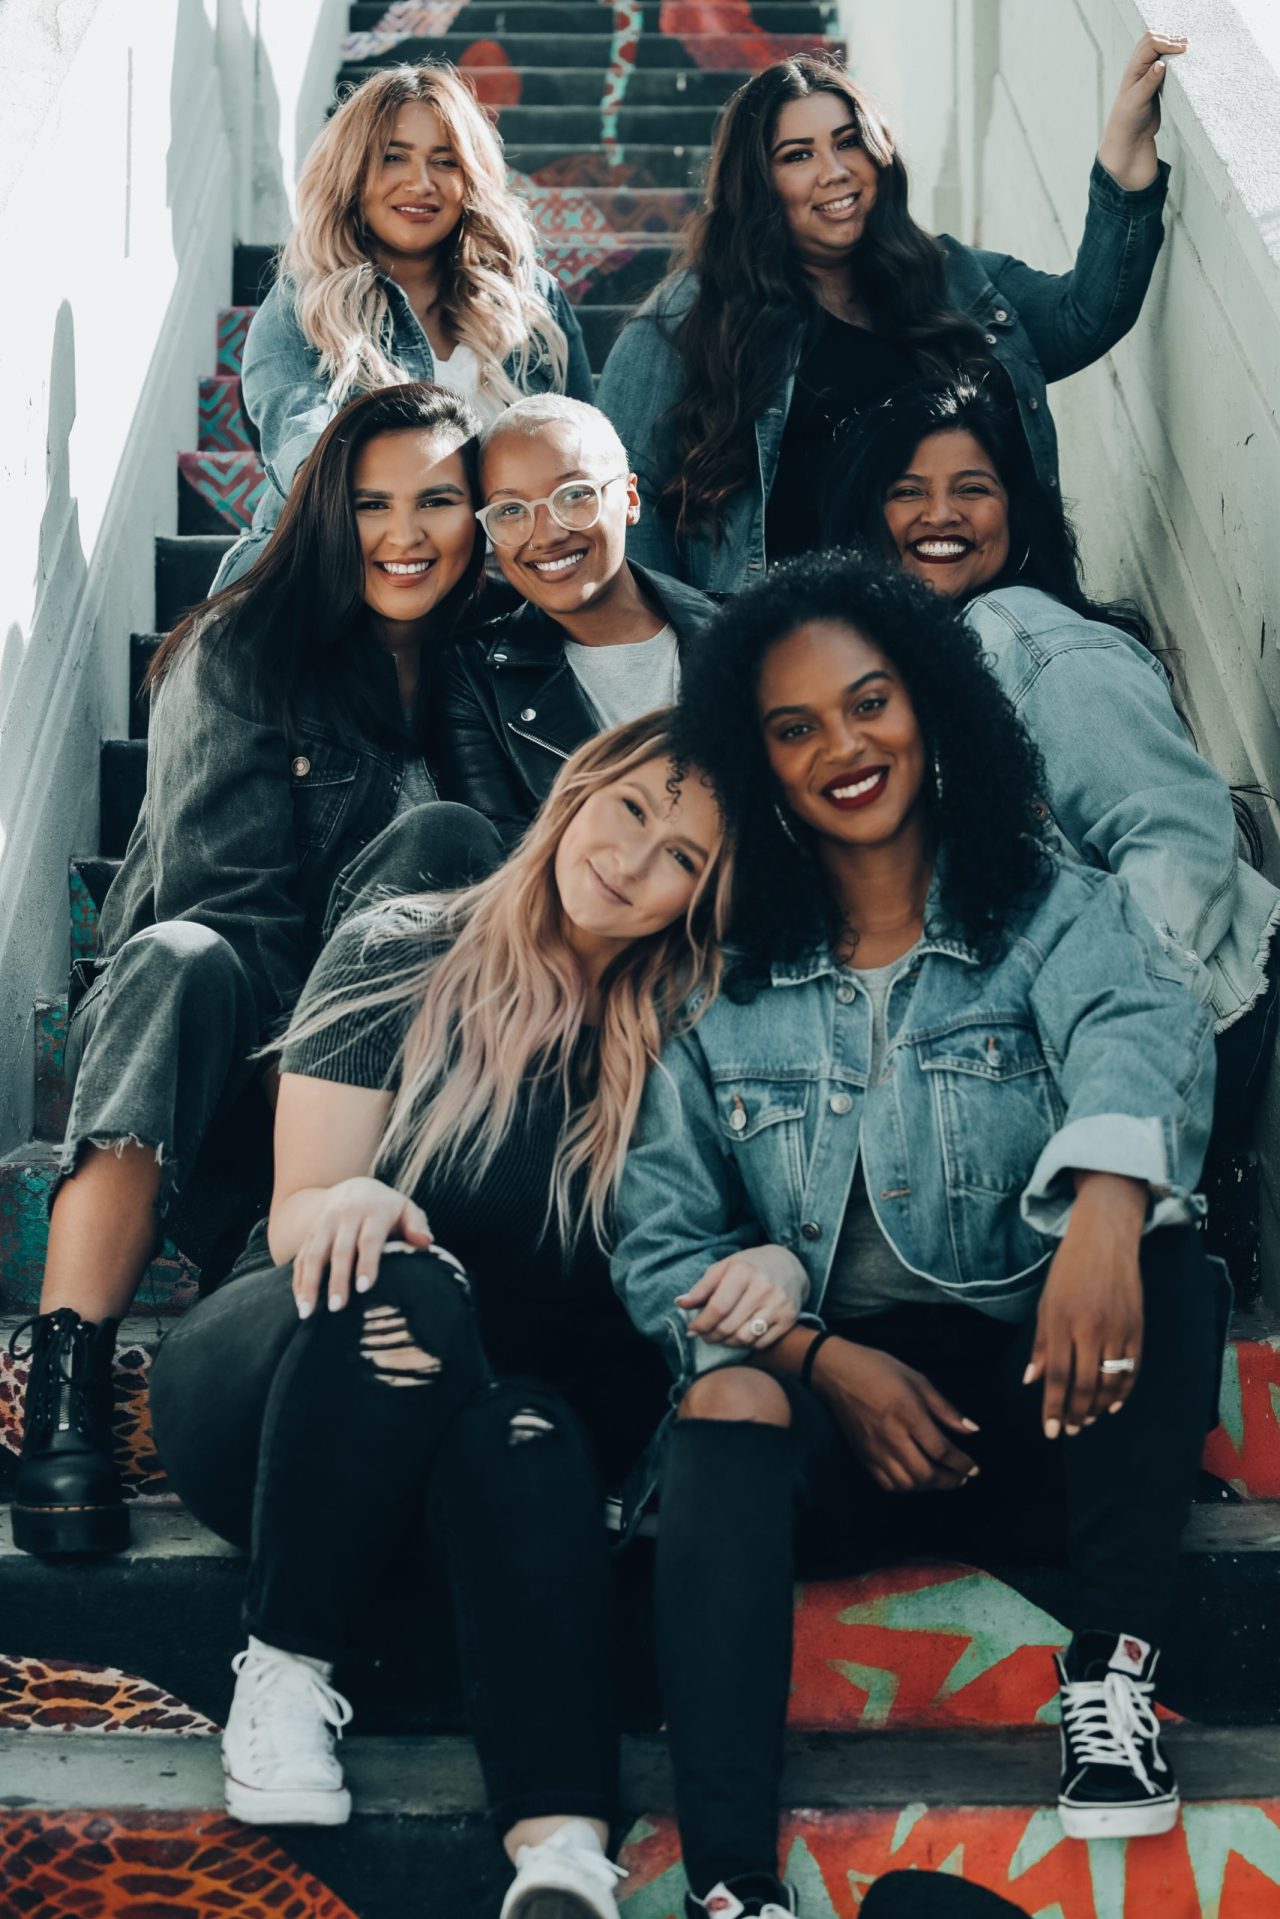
[714,1075,810,1216]
[290,747,359,853]
[916,1018,1064,1196]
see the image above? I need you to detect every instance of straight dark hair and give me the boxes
[145,384,484,746]
[660,55,986,538]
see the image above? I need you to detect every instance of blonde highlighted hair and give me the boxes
[282,62,568,410]
[285,715,734,1246]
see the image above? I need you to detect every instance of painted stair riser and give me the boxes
[197,376,254,454]
[156,535,234,631]
[508,147,711,186]
[344,64,765,106]
[345,2,841,38]
[379,31,845,69]
[0,1156,197,1318]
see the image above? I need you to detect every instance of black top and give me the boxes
[280,903,668,1477]
[766,313,918,562]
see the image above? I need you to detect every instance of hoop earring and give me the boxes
[773,802,801,847]
[933,753,945,804]
[1015,542,1032,575]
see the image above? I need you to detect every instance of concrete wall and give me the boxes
[842,0,1280,1294]
[0,0,341,1151]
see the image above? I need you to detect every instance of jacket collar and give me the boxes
[478,561,711,669]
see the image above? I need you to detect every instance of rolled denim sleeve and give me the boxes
[596,306,685,577]
[146,648,308,1031]
[972,158,1170,384]
[612,1027,766,1372]
[1023,871,1215,1237]
[240,285,337,500]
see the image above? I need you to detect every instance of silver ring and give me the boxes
[746,1315,770,1340]
[1099,1357,1136,1375]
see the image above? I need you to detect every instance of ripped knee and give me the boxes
[678,1365,792,1427]
[359,1303,443,1388]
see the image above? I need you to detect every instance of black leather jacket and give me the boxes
[429,564,713,843]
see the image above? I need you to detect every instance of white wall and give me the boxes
[842,0,1280,1294]
[0,0,341,1151]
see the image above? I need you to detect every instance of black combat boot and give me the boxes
[10,1307,128,1554]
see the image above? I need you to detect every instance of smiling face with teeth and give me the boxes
[758,617,928,858]
[352,426,478,636]
[480,416,641,627]
[769,90,880,271]
[882,428,1011,601]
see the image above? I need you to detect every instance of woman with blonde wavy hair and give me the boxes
[215,60,593,588]
[149,714,753,1919]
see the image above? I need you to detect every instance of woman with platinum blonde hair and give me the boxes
[215,60,593,588]
[150,713,742,1919]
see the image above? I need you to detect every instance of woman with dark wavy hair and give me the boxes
[596,34,1186,593]
[828,376,1280,1150]
[612,552,1225,1914]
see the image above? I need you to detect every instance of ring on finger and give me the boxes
[1098,1357,1136,1375]
[746,1314,771,1340]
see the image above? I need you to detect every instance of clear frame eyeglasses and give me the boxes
[475,474,627,549]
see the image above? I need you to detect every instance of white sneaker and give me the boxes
[222,1635,354,1826]
[501,1819,628,1919]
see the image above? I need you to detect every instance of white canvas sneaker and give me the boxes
[222,1635,354,1826]
[500,1819,628,1919]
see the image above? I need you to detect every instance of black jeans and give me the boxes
[1212,945,1280,1150]
[149,1249,623,1832]
[655,1228,1225,1896]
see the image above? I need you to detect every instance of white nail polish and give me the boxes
[296,1298,313,1320]
[328,1293,342,1312]
[355,1274,373,1294]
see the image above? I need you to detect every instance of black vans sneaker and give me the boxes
[685,1877,797,1918]
[1055,1630,1178,1838]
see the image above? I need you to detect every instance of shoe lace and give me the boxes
[516,1828,628,1889]
[231,1649,354,1753]
[1062,1671,1161,1792]
[8,1311,104,1436]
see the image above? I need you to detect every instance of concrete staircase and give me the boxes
[4,7,1280,1915]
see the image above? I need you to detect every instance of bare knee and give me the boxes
[678,1366,791,1427]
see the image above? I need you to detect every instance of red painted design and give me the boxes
[0,1656,216,1735]
[460,43,522,109]
[1203,1336,1280,1497]
[659,4,844,73]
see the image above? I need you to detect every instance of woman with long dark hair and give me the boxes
[10,383,499,1559]
[828,375,1280,1148]
[596,35,1185,592]
[612,553,1225,1915]
[148,715,739,1919]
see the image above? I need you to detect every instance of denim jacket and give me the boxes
[965,587,1280,1032]
[596,160,1170,594]
[236,267,594,540]
[612,859,1214,1385]
[98,638,426,1034]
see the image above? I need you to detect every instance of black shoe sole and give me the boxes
[11,1502,130,1556]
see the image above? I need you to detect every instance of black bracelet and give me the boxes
[800,1329,834,1392]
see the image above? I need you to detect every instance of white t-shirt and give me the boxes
[431,343,505,425]
[563,623,681,730]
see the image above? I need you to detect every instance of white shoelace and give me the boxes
[515,1824,628,1890]
[1062,1671,1162,1793]
[231,1648,354,1757]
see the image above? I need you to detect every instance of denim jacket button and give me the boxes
[836,982,856,1004]
[993,308,1008,322]
[493,652,508,666]
[519,707,537,722]
[291,756,311,778]
[729,1108,747,1133]
[829,1092,852,1115]
[801,1221,822,1241]
[1028,397,1040,411]
[984,331,998,345]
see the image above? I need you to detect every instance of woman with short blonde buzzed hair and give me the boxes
[215,60,593,588]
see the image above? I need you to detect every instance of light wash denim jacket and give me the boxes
[965,586,1280,1033]
[596,160,1170,594]
[215,267,595,585]
[612,859,1214,1386]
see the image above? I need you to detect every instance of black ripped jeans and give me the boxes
[149,1248,623,1831]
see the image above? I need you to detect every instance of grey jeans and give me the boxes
[60,802,503,1220]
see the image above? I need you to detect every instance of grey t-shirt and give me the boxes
[563,623,680,730]
[825,948,949,1320]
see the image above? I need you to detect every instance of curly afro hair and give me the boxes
[672,548,1051,981]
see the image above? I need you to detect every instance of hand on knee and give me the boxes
[678,1366,791,1427]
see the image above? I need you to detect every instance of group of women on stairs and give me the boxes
[12,30,1280,1919]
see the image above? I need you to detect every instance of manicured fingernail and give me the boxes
[1109,1401,1124,1414]
[1065,1424,1080,1437]
[966,1466,980,1480]
[328,1292,342,1312]
[1084,1416,1097,1427]
[962,1418,980,1432]
[355,1274,373,1294]
[1044,1419,1061,1440]
[1022,1364,1036,1386]
[296,1298,313,1320]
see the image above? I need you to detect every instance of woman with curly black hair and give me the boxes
[596,35,1186,591]
[828,376,1280,1151]
[611,552,1226,1917]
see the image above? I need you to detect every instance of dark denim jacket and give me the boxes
[430,563,713,842]
[596,160,1171,593]
[98,638,426,1034]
